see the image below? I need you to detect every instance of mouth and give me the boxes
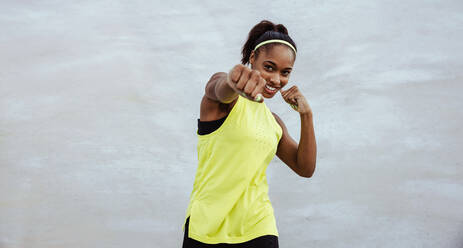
[264,84,279,95]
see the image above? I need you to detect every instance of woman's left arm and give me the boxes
[273,86,317,178]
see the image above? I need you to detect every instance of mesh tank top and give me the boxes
[183,94,283,244]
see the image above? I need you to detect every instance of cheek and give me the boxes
[259,70,271,82]
[280,79,289,88]
[281,77,289,85]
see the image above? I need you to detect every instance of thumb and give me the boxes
[254,93,264,103]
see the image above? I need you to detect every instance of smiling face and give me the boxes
[249,44,296,98]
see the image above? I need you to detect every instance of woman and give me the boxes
[182,20,317,248]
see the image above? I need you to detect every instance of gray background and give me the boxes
[1,0,462,247]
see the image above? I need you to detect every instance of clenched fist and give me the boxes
[226,64,266,103]
[280,85,313,115]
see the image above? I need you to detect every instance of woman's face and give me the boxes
[249,44,295,98]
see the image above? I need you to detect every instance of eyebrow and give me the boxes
[264,60,292,70]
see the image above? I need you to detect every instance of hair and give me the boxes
[241,20,297,65]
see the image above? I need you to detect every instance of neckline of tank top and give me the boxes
[197,114,229,123]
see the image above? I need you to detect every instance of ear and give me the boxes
[249,50,255,65]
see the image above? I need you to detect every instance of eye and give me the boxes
[282,71,291,76]
[264,65,273,71]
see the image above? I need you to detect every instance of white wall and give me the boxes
[1,0,462,247]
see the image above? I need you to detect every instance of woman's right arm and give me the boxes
[205,72,238,104]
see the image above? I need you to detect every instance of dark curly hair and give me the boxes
[241,20,297,65]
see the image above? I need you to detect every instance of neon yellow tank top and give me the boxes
[182,94,283,244]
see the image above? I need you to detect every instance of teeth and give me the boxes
[265,85,276,91]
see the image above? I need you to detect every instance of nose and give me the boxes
[269,73,280,86]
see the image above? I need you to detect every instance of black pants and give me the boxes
[182,216,279,248]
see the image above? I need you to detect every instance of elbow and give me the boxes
[300,163,316,178]
[300,172,313,178]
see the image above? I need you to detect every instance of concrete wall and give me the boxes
[1,0,462,247]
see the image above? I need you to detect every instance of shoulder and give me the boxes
[271,112,283,124]
[200,95,238,121]
[271,112,288,132]
[271,112,281,121]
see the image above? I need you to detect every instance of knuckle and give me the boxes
[233,65,243,75]
[230,70,239,81]
[254,75,260,81]
[249,70,257,78]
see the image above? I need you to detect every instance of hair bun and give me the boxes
[274,24,288,35]
[241,20,297,65]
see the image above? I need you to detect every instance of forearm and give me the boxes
[297,112,317,177]
[205,72,239,103]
